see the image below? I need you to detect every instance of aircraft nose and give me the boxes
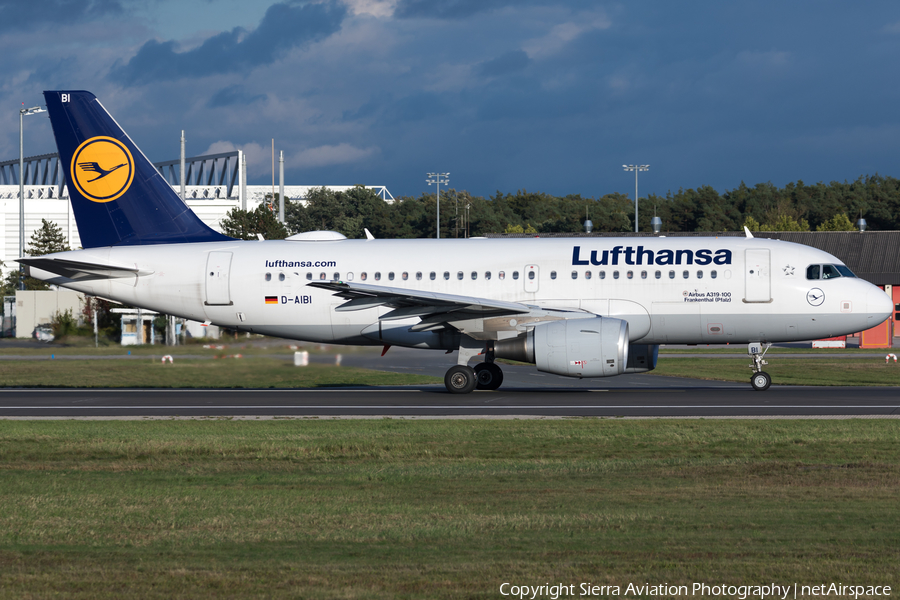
[867,289,893,323]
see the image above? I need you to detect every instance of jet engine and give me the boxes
[494,317,629,377]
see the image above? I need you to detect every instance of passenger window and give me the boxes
[374,272,381,281]
[388,272,395,281]
[513,271,519,280]
[528,271,535,280]
[430,272,436,280]
[443,272,450,280]
[806,265,821,280]
[626,271,633,279]
[711,270,717,279]
[697,270,703,279]
[499,271,505,280]
[599,271,606,279]
[655,270,661,279]
[402,272,408,280]
[265,273,272,281]
[669,270,675,279]
[333,272,339,281]
[641,271,647,279]
[457,271,464,280]
[485,271,491,280]
[682,270,689,279]
[306,272,312,280]
[613,271,620,279]
[471,271,477,280]
[571,271,578,279]
[416,272,422,280]
[319,273,326,280]
[550,271,557,280]
[361,272,368,281]
[279,273,286,281]
[822,265,841,279]
[346,272,354,281]
[585,271,591,280]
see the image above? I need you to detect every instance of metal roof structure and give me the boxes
[489,230,900,285]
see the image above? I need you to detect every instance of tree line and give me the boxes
[221,174,900,241]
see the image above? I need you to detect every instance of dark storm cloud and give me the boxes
[0,0,122,32]
[109,1,346,85]
[207,85,267,108]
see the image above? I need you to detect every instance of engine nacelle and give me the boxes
[495,317,629,378]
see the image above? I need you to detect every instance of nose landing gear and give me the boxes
[748,342,771,391]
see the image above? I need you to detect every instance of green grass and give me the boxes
[652,357,900,386]
[0,420,898,598]
[0,357,439,388]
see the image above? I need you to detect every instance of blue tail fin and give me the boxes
[43,90,233,248]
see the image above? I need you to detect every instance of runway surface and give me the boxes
[1,346,896,418]
[0,386,897,418]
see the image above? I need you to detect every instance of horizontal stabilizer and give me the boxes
[17,256,151,281]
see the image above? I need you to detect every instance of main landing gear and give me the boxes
[748,342,772,391]
[444,337,504,394]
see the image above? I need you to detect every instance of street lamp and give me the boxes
[426,172,449,239]
[623,164,649,233]
[19,105,47,289]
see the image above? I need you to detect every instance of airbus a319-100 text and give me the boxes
[20,91,893,393]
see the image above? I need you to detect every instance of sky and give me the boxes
[2,0,900,200]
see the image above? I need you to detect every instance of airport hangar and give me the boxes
[0,149,393,268]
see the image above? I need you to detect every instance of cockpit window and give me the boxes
[835,265,856,278]
[807,264,856,280]
[822,264,841,279]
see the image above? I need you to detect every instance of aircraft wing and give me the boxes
[17,256,151,281]
[307,280,532,321]
[307,280,590,340]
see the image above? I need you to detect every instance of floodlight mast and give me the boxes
[426,172,449,239]
[623,164,649,233]
[19,105,46,290]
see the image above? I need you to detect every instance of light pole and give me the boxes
[19,105,46,289]
[426,172,449,239]
[623,164,649,233]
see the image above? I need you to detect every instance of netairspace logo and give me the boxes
[498,582,892,599]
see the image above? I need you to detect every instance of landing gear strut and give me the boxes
[748,342,771,391]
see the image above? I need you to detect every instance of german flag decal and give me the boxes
[265,296,279,304]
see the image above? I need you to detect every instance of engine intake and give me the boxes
[494,317,629,378]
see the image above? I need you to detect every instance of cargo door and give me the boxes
[205,251,233,306]
[744,248,771,303]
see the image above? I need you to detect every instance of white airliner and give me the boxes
[20,91,894,393]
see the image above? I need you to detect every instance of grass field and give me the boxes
[651,357,900,386]
[0,419,897,598]
[0,357,440,388]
